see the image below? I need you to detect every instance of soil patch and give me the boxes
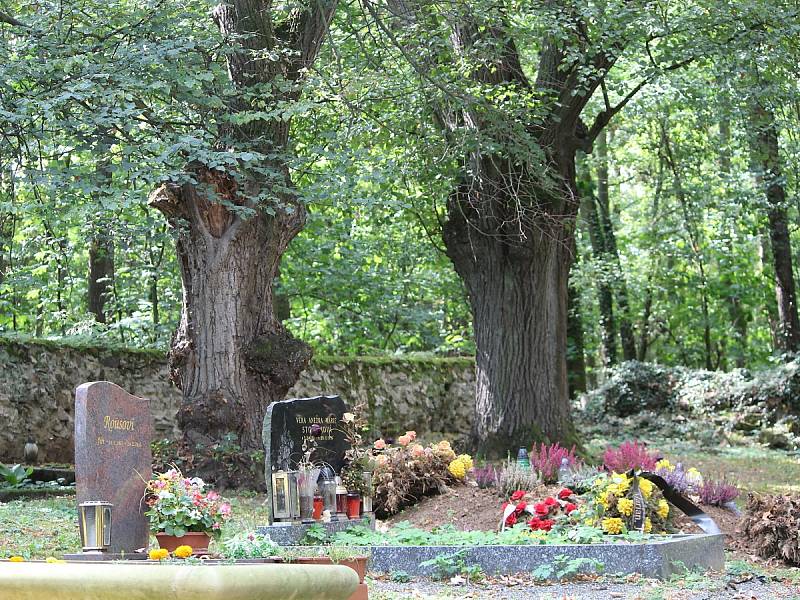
[383,485,505,531]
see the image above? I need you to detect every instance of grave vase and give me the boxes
[346,493,361,520]
[155,531,212,553]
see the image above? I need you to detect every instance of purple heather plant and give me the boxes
[473,465,498,489]
[530,443,580,483]
[698,478,740,507]
[655,464,693,495]
[603,440,658,473]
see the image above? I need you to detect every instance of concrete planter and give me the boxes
[0,561,359,600]
[367,534,725,580]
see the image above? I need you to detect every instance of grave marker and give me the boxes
[73,381,153,554]
[262,395,349,523]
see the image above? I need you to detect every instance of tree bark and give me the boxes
[444,174,576,455]
[595,131,636,361]
[150,0,336,485]
[88,230,114,323]
[750,105,800,354]
[579,164,617,367]
[566,257,587,397]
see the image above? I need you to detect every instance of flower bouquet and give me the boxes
[144,468,231,552]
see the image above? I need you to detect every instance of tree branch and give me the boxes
[0,10,27,28]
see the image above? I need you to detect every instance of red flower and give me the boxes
[505,512,518,527]
[528,517,542,530]
[515,502,527,514]
[501,502,509,511]
[539,519,555,531]
[558,488,574,500]
[510,490,526,502]
[544,497,558,507]
[564,502,577,514]
[534,502,549,516]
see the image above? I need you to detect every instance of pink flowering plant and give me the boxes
[144,468,231,538]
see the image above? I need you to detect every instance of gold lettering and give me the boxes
[102,415,136,432]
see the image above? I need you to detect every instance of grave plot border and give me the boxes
[366,533,725,580]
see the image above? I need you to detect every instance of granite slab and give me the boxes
[366,534,725,580]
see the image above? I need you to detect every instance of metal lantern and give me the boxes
[319,466,337,515]
[271,470,291,520]
[78,501,113,552]
[272,470,300,522]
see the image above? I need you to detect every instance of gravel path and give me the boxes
[370,575,800,599]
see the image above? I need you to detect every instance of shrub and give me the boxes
[473,465,498,489]
[603,440,658,473]
[742,494,800,565]
[698,478,740,507]
[559,464,604,494]
[530,443,580,484]
[497,460,541,498]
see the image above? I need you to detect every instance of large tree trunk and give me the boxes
[151,0,335,485]
[443,154,579,455]
[151,168,311,485]
[750,105,800,355]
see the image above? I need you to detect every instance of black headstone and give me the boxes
[262,395,350,523]
[263,395,350,474]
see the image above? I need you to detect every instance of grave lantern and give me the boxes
[78,501,113,552]
[271,470,300,521]
[361,471,374,514]
[319,466,337,515]
[335,476,349,521]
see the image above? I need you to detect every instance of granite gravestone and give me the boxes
[74,381,153,554]
[263,395,350,522]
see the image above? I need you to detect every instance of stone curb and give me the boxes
[367,534,725,580]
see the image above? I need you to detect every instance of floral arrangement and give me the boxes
[372,434,472,517]
[144,469,231,538]
[501,488,578,531]
[653,458,704,495]
[585,472,673,535]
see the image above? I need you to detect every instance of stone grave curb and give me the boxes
[366,533,725,580]
[257,516,375,545]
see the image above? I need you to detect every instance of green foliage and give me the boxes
[0,464,33,488]
[419,550,484,582]
[388,570,411,583]
[531,554,605,582]
[220,531,279,559]
[299,523,331,546]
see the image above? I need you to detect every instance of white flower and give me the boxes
[342,413,355,423]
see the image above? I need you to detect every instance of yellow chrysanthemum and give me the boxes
[644,517,653,533]
[617,498,634,517]
[448,459,466,479]
[655,459,674,471]
[456,454,474,471]
[148,548,170,561]
[173,545,193,559]
[601,517,624,535]
[607,474,631,496]
[657,499,670,519]
[8,556,24,562]
[597,492,610,510]
[45,557,65,564]
[638,478,654,499]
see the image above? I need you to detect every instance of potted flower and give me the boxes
[144,468,231,552]
[327,545,370,583]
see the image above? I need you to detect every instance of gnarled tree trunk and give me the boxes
[151,0,336,485]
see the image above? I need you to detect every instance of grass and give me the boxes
[0,492,268,560]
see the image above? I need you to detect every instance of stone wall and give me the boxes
[0,338,475,463]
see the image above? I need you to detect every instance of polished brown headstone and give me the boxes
[74,381,153,553]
